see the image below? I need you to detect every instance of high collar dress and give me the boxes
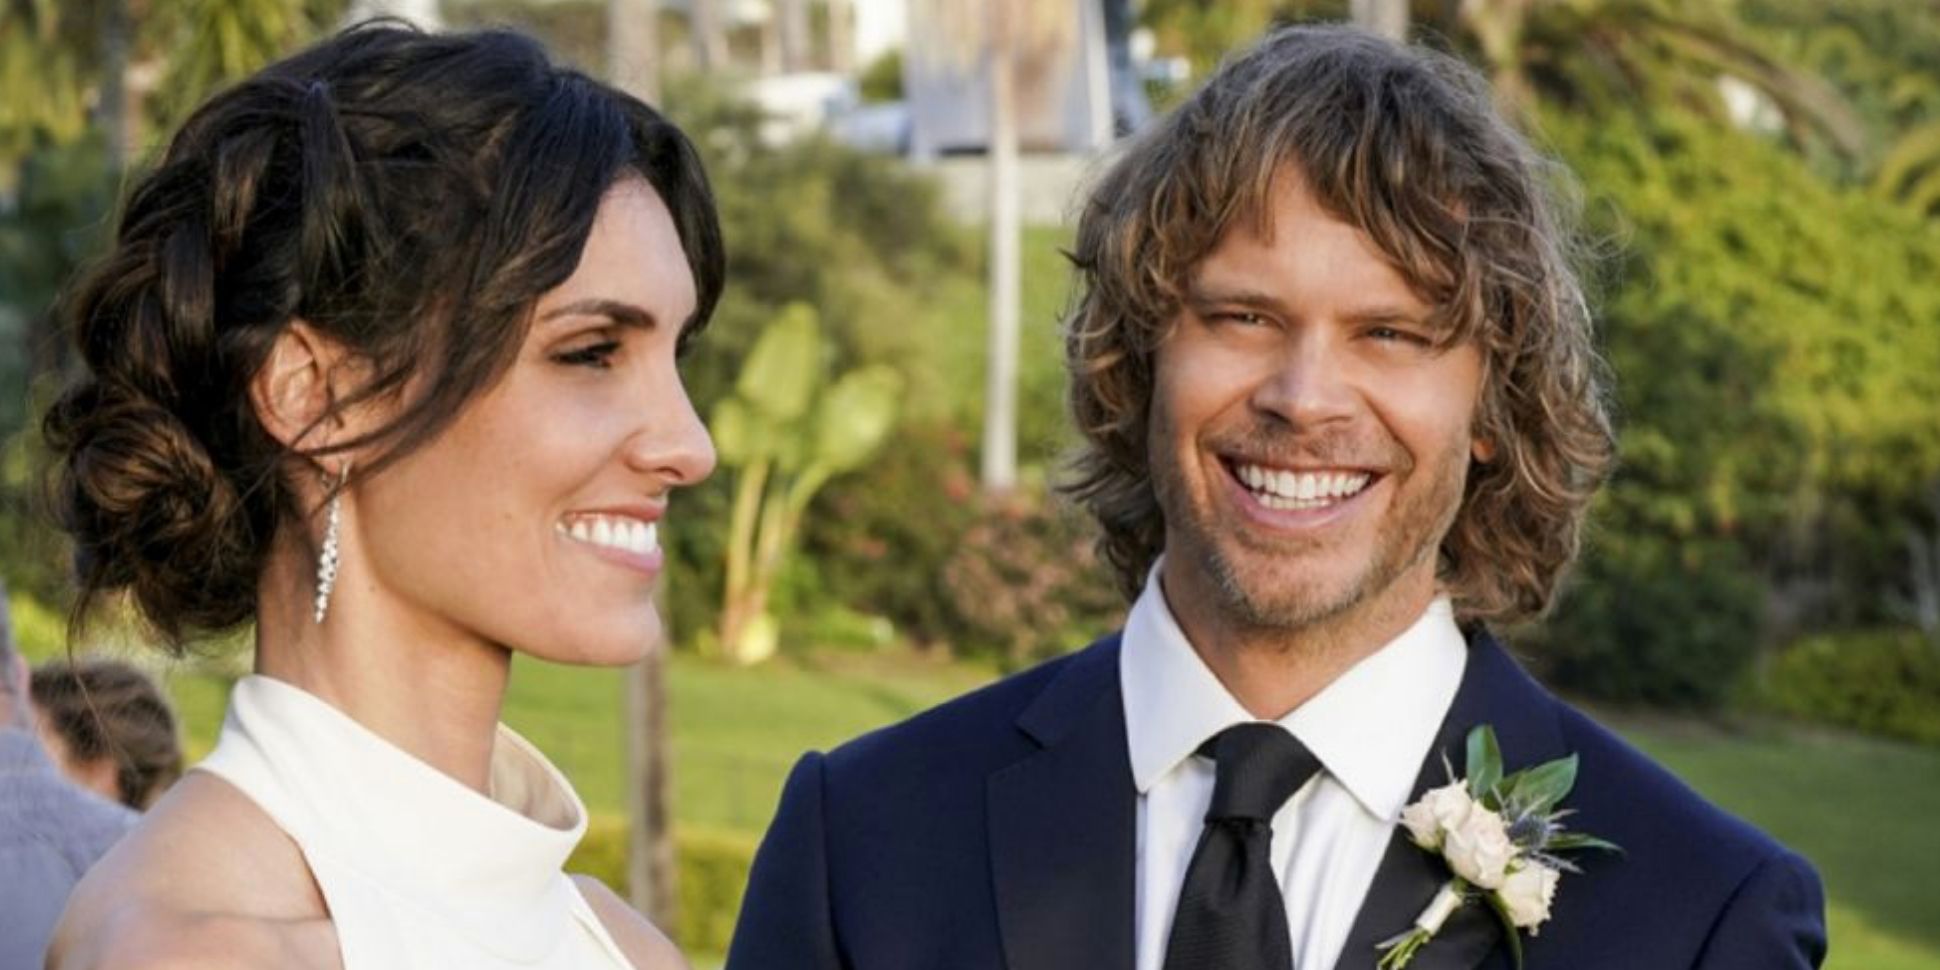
[197,675,636,969]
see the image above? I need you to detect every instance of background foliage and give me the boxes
[4,0,1940,964]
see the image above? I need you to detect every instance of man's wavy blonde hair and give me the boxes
[1062,25,1616,627]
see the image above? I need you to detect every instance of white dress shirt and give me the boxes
[1120,562,1468,970]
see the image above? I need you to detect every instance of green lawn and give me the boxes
[76,635,1940,970]
[1613,713,1940,969]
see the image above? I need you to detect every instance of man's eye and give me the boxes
[1368,326,1429,345]
[1210,310,1267,326]
[553,340,621,369]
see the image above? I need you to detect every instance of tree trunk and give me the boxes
[608,0,662,104]
[624,618,677,931]
[1351,0,1410,41]
[1459,0,1534,114]
[777,0,811,72]
[605,0,676,932]
[826,0,854,75]
[346,0,442,28]
[980,0,1020,495]
[95,0,132,170]
[690,0,729,72]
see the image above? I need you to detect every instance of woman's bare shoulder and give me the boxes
[49,771,337,970]
[49,905,339,970]
[572,874,690,970]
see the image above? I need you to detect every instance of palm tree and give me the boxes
[981,0,1020,494]
[1,0,111,178]
[609,0,662,102]
[1441,0,1863,158]
[689,0,728,72]
[776,0,811,72]
[1876,122,1940,216]
[1351,0,1408,41]
[150,0,340,127]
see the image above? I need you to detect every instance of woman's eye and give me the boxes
[553,340,621,369]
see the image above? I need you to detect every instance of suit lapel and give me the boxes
[1333,632,1565,970]
[988,636,1139,970]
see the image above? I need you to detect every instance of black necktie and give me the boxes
[1161,722,1323,970]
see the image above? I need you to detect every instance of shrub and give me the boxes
[1533,535,1765,710]
[800,422,981,650]
[566,817,760,957]
[674,827,761,956]
[940,489,1127,667]
[1758,628,1940,745]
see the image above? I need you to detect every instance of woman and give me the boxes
[44,22,720,970]
[31,658,185,809]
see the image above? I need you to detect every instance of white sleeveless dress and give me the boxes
[197,675,636,969]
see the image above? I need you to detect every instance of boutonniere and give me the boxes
[1376,725,1621,970]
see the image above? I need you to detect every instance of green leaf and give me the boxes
[1545,832,1624,854]
[1503,754,1579,816]
[735,303,824,422]
[1466,725,1504,803]
[812,365,902,473]
[710,397,756,466]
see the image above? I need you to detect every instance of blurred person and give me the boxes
[31,658,186,810]
[0,582,138,970]
[41,21,721,970]
[728,24,1825,970]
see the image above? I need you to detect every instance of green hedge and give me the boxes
[567,816,760,958]
[4,588,69,659]
[1758,629,1940,746]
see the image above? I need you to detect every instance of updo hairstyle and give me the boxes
[43,23,725,651]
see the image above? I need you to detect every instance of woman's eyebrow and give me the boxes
[538,297,657,330]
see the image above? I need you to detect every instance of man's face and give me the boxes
[1149,169,1487,640]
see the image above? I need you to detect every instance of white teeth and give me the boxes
[559,515,660,556]
[1233,462,1372,507]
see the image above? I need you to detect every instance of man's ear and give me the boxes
[251,321,350,452]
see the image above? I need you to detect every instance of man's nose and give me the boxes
[1249,330,1357,431]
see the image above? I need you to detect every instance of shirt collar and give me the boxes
[1119,559,1468,821]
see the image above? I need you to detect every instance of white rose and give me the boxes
[1442,806,1516,889]
[1497,861,1561,931]
[1400,781,1474,851]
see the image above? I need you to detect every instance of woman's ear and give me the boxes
[1472,437,1497,464]
[250,321,350,452]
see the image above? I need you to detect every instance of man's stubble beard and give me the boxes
[1149,420,1472,640]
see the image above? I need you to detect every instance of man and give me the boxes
[728,25,1825,970]
[0,582,136,970]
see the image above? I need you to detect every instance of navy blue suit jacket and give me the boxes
[726,632,1827,969]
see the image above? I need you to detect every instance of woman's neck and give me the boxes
[253,544,512,794]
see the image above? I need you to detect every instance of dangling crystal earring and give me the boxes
[313,461,350,624]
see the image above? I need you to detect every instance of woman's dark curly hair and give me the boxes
[43,22,724,650]
[1063,25,1615,626]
